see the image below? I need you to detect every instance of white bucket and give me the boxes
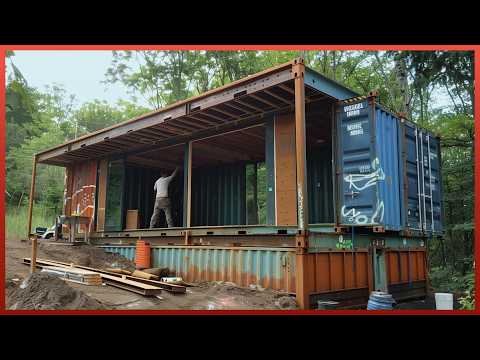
[435,293,453,310]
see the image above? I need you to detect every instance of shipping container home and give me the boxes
[30,58,443,309]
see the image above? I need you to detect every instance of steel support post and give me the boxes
[293,58,311,309]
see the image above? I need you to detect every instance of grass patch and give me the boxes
[6,205,57,240]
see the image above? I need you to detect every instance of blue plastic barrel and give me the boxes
[367,291,396,310]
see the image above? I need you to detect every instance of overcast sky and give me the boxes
[6,50,150,108]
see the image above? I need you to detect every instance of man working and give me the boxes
[150,167,179,228]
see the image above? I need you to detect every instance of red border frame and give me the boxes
[0,45,478,316]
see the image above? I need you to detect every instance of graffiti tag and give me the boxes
[344,158,385,192]
[297,186,304,229]
[341,200,384,225]
[342,157,386,225]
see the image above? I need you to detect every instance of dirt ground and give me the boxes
[5,237,298,310]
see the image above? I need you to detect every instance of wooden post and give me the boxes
[27,155,38,239]
[30,234,38,274]
[183,141,192,227]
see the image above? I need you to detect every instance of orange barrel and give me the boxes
[135,240,151,269]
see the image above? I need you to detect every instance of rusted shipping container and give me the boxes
[33,58,442,309]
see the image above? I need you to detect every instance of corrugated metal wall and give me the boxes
[101,245,296,293]
[386,249,426,284]
[151,246,296,292]
[101,245,136,261]
[99,245,426,302]
[374,107,402,231]
[307,146,334,223]
[337,100,379,227]
[191,163,246,226]
[303,250,370,293]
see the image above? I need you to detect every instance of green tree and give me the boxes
[72,99,151,137]
[105,51,198,109]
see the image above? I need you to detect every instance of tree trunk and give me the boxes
[394,53,410,116]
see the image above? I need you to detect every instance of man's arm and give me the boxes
[166,167,179,181]
[153,180,157,192]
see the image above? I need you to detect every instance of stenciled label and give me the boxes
[346,122,364,136]
[344,102,364,118]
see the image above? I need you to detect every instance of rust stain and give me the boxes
[180,264,295,293]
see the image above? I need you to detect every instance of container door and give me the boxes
[402,124,443,234]
[421,132,443,233]
[104,158,126,231]
[403,122,423,231]
[336,99,381,226]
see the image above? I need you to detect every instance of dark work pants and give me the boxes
[149,197,174,228]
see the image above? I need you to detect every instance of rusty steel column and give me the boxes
[183,141,192,228]
[293,58,311,309]
[293,59,309,230]
[27,155,38,238]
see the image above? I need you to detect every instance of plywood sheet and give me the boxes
[274,112,297,226]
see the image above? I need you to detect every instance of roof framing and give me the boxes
[37,58,360,166]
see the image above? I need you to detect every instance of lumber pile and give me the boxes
[23,258,186,295]
[131,270,159,280]
[105,268,132,275]
[41,266,102,286]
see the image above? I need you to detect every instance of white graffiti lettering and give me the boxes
[359,164,371,173]
[371,200,385,223]
[341,200,384,225]
[344,158,385,192]
[297,186,304,229]
[342,157,386,225]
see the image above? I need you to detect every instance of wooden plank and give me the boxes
[99,273,162,291]
[102,281,158,296]
[24,258,162,295]
[43,265,101,276]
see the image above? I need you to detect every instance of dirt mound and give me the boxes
[7,272,106,310]
[38,243,135,271]
[195,281,298,309]
[275,296,298,309]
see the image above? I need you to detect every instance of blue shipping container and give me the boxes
[336,98,443,234]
